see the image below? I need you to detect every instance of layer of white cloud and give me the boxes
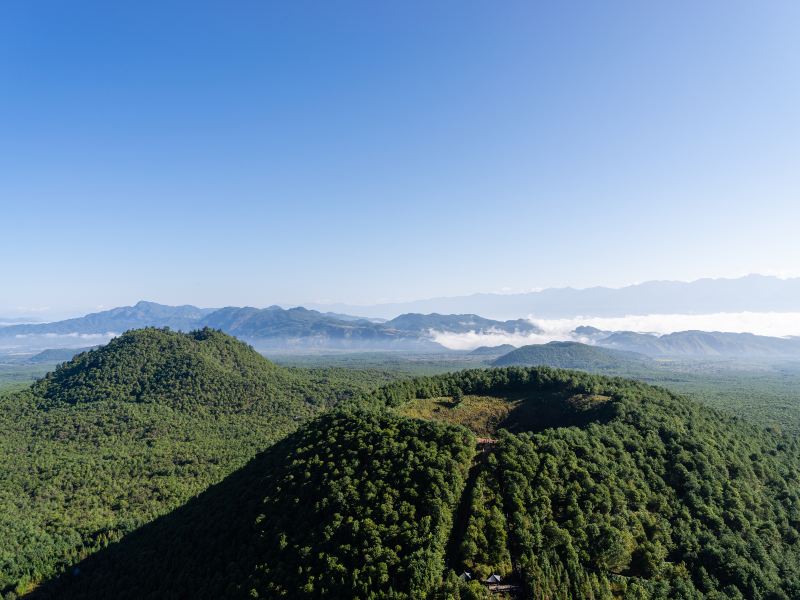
[428,328,568,351]
[430,311,800,350]
[13,332,119,340]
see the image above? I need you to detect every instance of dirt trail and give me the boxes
[442,438,525,596]
[443,441,487,571]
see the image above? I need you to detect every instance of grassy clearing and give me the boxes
[399,391,616,438]
[398,395,516,438]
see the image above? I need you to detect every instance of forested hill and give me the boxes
[0,328,375,597]
[371,368,800,598]
[491,341,652,372]
[468,343,517,356]
[32,327,282,409]
[26,365,800,599]
[29,410,475,600]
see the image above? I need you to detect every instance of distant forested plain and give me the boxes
[6,348,800,434]
[270,351,800,435]
[1,332,800,599]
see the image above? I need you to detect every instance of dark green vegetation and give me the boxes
[372,368,800,599]
[3,331,800,599]
[492,341,651,371]
[650,360,800,436]
[458,459,514,580]
[0,364,51,393]
[0,328,376,597]
[275,350,800,435]
[269,350,492,376]
[469,344,517,356]
[30,410,474,599]
[493,345,800,436]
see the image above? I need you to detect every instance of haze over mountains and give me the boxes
[584,328,800,358]
[310,274,800,320]
[0,301,540,353]
[3,275,800,358]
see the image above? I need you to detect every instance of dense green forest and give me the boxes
[491,341,652,371]
[2,331,800,599]
[372,368,800,598]
[0,328,377,596]
[28,410,474,599]
[273,350,800,435]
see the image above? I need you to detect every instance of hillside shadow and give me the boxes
[499,391,616,434]
[443,446,488,573]
[25,432,301,600]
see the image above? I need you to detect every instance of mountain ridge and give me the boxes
[308,274,800,319]
[592,329,800,357]
[0,302,539,351]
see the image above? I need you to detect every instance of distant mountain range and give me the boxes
[0,317,41,325]
[4,292,800,358]
[0,301,539,351]
[0,302,214,335]
[309,274,800,319]
[584,327,800,358]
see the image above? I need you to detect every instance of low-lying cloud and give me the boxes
[13,332,119,341]
[428,328,567,351]
[430,311,800,351]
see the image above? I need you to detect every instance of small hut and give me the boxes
[484,574,502,584]
[459,571,472,581]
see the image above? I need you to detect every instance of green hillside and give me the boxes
[4,335,800,599]
[469,344,517,356]
[0,328,371,596]
[492,341,652,372]
[373,368,800,598]
[29,410,474,600]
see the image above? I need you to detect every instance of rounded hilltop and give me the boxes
[29,365,800,599]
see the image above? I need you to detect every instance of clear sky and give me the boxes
[1,1,799,317]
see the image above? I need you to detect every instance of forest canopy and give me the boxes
[1,331,798,599]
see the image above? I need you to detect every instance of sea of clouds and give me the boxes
[13,332,119,341]
[0,332,119,352]
[430,311,800,350]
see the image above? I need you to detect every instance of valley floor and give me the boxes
[272,351,800,434]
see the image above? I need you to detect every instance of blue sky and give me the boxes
[1,1,799,316]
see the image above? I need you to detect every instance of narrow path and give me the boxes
[443,442,486,571]
[444,437,525,597]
